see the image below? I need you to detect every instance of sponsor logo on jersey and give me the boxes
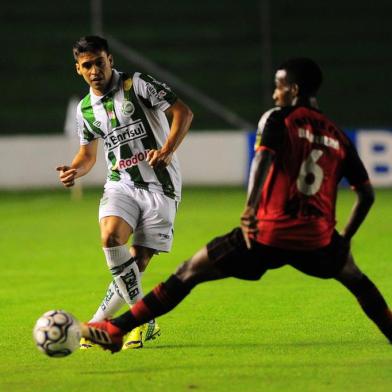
[104,120,147,151]
[113,150,150,170]
[147,82,168,100]
[93,120,102,128]
[121,101,135,117]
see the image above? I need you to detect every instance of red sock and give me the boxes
[112,275,192,332]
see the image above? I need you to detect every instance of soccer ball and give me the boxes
[33,310,81,357]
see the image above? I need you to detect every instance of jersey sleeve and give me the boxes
[133,72,177,111]
[254,107,286,153]
[76,103,98,145]
[341,137,370,188]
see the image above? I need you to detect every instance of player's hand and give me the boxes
[56,165,78,188]
[146,148,173,169]
[240,206,258,249]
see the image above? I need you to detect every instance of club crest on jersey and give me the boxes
[121,101,135,117]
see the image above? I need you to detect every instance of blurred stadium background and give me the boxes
[0,0,391,188]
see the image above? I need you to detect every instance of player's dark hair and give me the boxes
[278,58,323,96]
[72,36,110,61]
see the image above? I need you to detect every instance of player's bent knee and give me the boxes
[174,260,209,287]
[174,260,194,281]
[175,260,224,288]
[100,217,132,247]
[101,231,124,248]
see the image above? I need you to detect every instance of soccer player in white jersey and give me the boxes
[56,36,193,349]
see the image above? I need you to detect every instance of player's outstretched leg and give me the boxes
[84,274,192,353]
[85,246,227,352]
[110,246,226,334]
[336,254,392,342]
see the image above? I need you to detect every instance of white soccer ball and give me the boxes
[33,310,81,357]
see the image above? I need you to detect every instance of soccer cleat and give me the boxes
[122,320,160,350]
[85,320,125,353]
[79,337,95,350]
[122,325,146,349]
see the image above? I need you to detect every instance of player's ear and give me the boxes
[108,54,114,68]
[75,62,82,75]
[291,83,299,97]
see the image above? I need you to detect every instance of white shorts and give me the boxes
[99,182,178,252]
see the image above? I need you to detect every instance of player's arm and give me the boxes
[340,181,375,242]
[241,109,284,248]
[56,139,98,188]
[340,137,375,242]
[241,149,275,248]
[147,99,193,168]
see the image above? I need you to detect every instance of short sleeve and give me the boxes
[255,107,285,153]
[76,104,97,145]
[342,137,370,188]
[133,73,177,111]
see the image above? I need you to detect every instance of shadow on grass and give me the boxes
[137,339,386,350]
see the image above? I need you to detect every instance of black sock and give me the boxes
[341,274,392,341]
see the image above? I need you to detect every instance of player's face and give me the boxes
[272,70,297,107]
[75,51,113,96]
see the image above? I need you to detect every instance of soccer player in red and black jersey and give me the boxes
[82,58,392,352]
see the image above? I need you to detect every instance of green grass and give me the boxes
[0,187,391,392]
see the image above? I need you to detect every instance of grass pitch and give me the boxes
[0,187,391,392]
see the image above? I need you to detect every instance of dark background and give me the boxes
[1,0,391,134]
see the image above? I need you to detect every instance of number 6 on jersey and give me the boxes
[296,149,324,195]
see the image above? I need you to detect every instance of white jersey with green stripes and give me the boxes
[76,69,181,200]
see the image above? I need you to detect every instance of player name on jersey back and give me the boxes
[298,127,340,150]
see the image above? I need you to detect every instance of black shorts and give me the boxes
[206,228,349,280]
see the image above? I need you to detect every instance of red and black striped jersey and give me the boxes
[253,105,370,250]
